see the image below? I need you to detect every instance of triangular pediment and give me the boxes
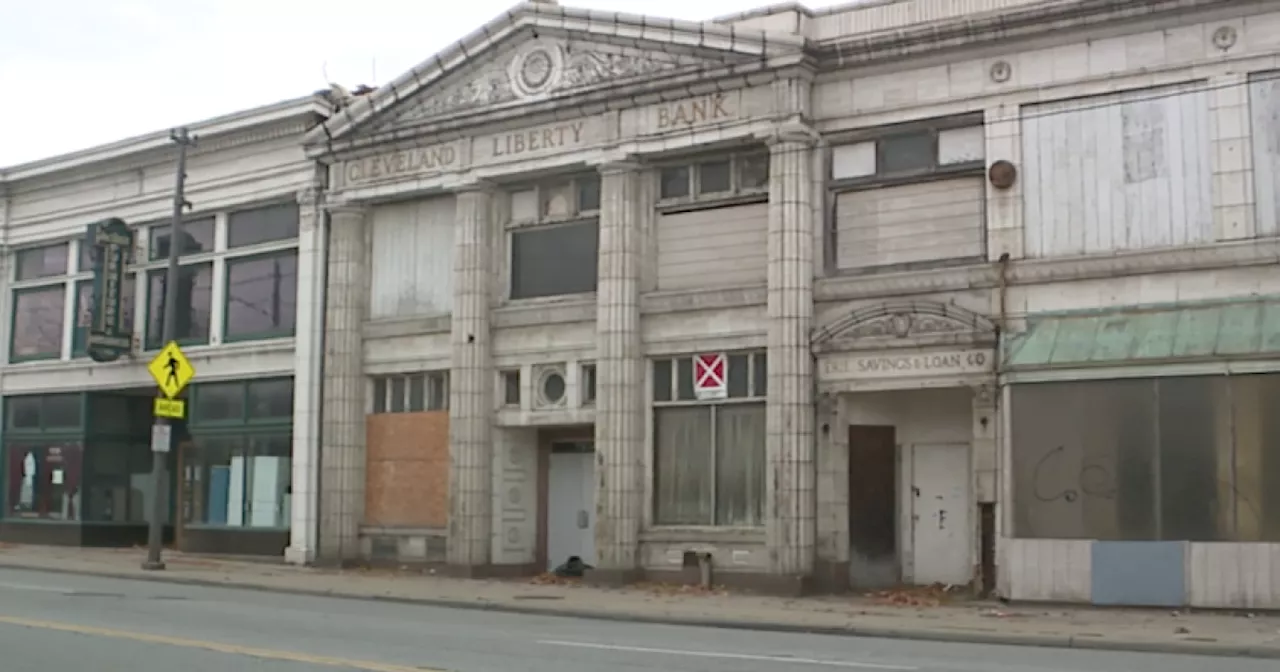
[307,1,805,150]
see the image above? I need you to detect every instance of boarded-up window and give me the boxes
[831,124,985,271]
[834,178,984,271]
[369,196,456,319]
[655,203,768,291]
[1021,84,1212,258]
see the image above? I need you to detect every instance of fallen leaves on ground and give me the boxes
[633,581,729,597]
[865,583,961,608]
[528,572,583,586]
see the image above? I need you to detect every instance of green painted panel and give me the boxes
[1004,299,1280,369]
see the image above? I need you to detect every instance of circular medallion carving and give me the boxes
[510,42,564,99]
[520,50,553,90]
[508,486,522,505]
[989,60,1013,84]
[1212,26,1237,51]
[506,527,521,544]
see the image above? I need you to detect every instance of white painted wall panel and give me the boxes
[1250,74,1280,237]
[1188,543,1280,610]
[655,202,767,291]
[368,195,455,319]
[1022,85,1213,258]
[1003,539,1093,602]
[834,177,984,271]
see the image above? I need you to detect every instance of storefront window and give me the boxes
[651,353,767,526]
[1011,374,1280,542]
[183,378,293,530]
[5,443,84,521]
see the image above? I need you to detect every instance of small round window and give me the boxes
[541,371,566,405]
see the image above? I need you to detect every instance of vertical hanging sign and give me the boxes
[84,217,134,363]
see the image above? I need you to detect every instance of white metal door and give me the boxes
[547,451,595,571]
[911,443,971,585]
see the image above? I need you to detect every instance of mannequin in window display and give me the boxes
[19,451,35,511]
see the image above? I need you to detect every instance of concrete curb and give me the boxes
[2,560,1277,660]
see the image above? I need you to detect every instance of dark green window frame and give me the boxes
[9,284,67,363]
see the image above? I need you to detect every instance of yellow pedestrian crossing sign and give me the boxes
[148,341,195,399]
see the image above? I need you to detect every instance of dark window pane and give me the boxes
[5,443,84,521]
[408,375,426,412]
[752,353,768,397]
[8,398,42,430]
[503,371,521,405]
[225,251,298,339]
[739,153,770,190]
[150,218,215,260]
[652,360,672,402]
[879,131,935,173]
[146,262,213,348]
[12,286,66,361]
[389,377,406,413]
[228,203,300,249]
[582,364,597,405]
[73,275,136,356]
[247,379,293,420]
[372,379,387,414]
[43,394,82,429]
[726,354,750,398]
[84,439,151,523]
[676,357,695,401]
[660,166,690,199]
[510,222,598,299]
[195,383,244,423]
[577,176,601,212]
[15,244,69,280]
[698,160,732,194]
[428,373,448,411]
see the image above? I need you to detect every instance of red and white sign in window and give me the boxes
[693,353,727,400]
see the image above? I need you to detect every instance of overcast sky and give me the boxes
[0,0,847,168]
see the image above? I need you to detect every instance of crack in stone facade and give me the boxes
[447,185,496,568]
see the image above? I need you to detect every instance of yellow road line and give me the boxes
[0,615,442,672]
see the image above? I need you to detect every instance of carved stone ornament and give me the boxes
[812,300,998,347]
[1212,26,1237,51]
[989,60,1013,84]
[387,39,711,126]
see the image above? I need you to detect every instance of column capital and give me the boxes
[323,199,366,220]
[594,153,643,176]
[295,182,323,207]
[759,120,820,148]
[453,178,498,195]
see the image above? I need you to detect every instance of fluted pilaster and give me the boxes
[318,202,368,563]
[765,128,818,576]
[447,184,496,568]
[592,162,647,578]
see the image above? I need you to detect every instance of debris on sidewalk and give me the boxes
[866,583,961,608]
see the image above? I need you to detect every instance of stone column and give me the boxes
[447,184,496,570]
[317,202,368,564]
[765,126,818,580]
[591,161,647,583]
[286,183,326,565]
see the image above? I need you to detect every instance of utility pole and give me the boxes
[143,127,196,571]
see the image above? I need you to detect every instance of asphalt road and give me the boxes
[0,567,1272,672]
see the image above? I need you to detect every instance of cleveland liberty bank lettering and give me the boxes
[490,121,585,158]
[345,145,458,185]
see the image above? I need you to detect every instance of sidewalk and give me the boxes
[1,543,1277,659]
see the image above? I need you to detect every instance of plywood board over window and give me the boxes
[1021,83,1213,258]
[830,124,986,273]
